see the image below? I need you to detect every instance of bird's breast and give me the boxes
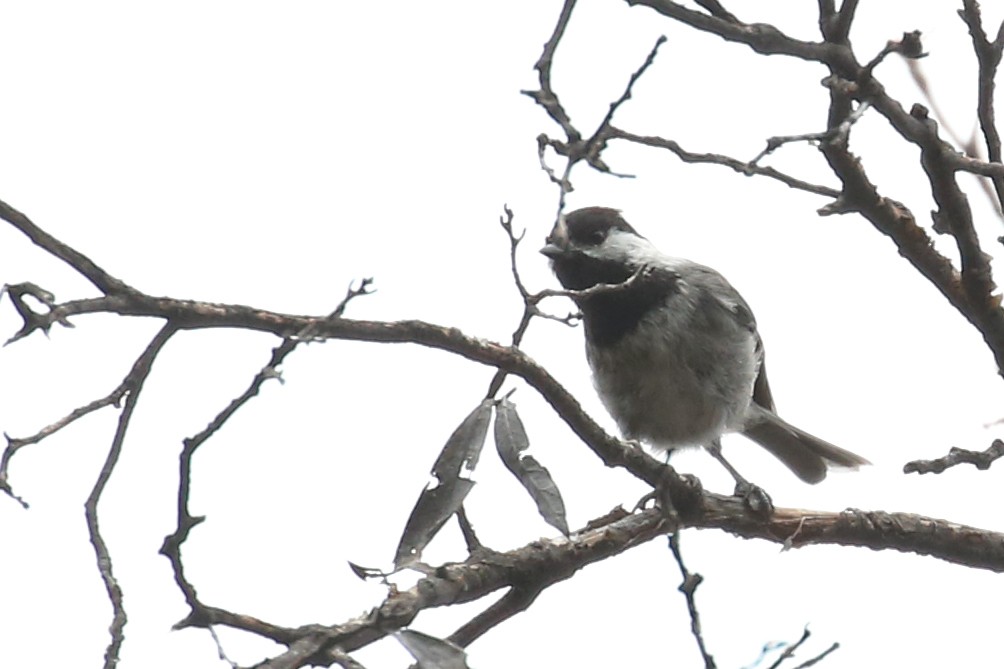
[586,306,759,448]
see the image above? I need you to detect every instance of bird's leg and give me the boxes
[705,439,748,485]
[624,438,646,453]
[705,439,773,516]
[634,441,674,510]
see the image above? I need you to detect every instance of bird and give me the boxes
[540,206,868,485]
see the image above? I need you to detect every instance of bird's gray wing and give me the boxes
[693,264,777,412]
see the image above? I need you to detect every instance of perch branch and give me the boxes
[254,498,1004,667]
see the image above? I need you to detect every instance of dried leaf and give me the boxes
[395,629,470,669]
[494,398,569,535]
[393,401,492,567]
[430,400,492,479]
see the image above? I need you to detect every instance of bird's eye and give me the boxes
[585,229,606,245]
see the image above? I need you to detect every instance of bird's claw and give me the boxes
[734,481,773,517]
[633,490,657,511]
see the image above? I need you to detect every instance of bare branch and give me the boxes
[329,648,368,669]
[207,626,239,669]
[903,439,1004,474]
[625,0,838,64]
[0,199,135,296]
[486,207,541,400]
[1,282,75,344]
[817,0,835,23]
[526,17,668,198]
[794,642,840,668]
[832,0,859,44]
[85,323,177,669]
[694,0,737,23]
[532,264,652,305]
[521,0,580,144]
[488,206,577,400]
[583,34,668,176]
[9,191,1004,665]
[959,0,1004,214]
[668,533,716,669]
[1,236,999,507]
[623,0,1004,370]
[749,101,871,166]
[860,31,927,79]
[1,390,126,507]
[603,127,841,197]
[455,505,484,555]
[813,81,1004,377]
[767,627,812,669]
[292,279,375,341]
[161,284,373,630]
[504,206,579,328]
[954,153,1004,179]
[206,498,1004,666]
[904,58,1004,219]
[448,585,542,648]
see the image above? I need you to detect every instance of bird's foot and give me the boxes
[633,489,657,512]
[734,480,773,517]
[625,438,646,452]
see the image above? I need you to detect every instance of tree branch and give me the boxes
[85,323,177,669]
[959,0,1004,214]
[601,127,841,197]
[668,533,716,669]
[626,0,843,65]
[521,0,580,146]
[161,282,373,635]
[252,498,1004,667]
[0,199,136,296]
[903,439,1004,474]
[8,202,1004,666]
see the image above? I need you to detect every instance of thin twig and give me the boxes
[668,533,715,669]
[532,265,651,305]
[602,127,840,197]
[160,282,373,625]
[521,0,580,143]
[695,0,737,23]
[208,626,239,669]
[2,282,74,344]
[456,505,483,554]
[330,647,368,669]
[486,207,547,399]
[448,586,543,648]
[1,388,127,507]
[794,642,839,668]
[583,35,669,174]
[85,322,177,669]
[767,627,811,669]
[749,101,871,165]
[905,58,1004,219]
[860,31,926,79]
[903,439,1004,474]
[959,0,1004,215]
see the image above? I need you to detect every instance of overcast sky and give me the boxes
[3,2,1004,668]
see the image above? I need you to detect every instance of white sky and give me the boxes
[2,2,1004,668]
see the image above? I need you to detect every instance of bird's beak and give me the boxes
[540,239,566,259]
[540,216,570,259]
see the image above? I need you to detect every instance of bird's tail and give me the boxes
[742,407,869,484]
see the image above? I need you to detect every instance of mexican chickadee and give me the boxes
[541,206,868,483]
